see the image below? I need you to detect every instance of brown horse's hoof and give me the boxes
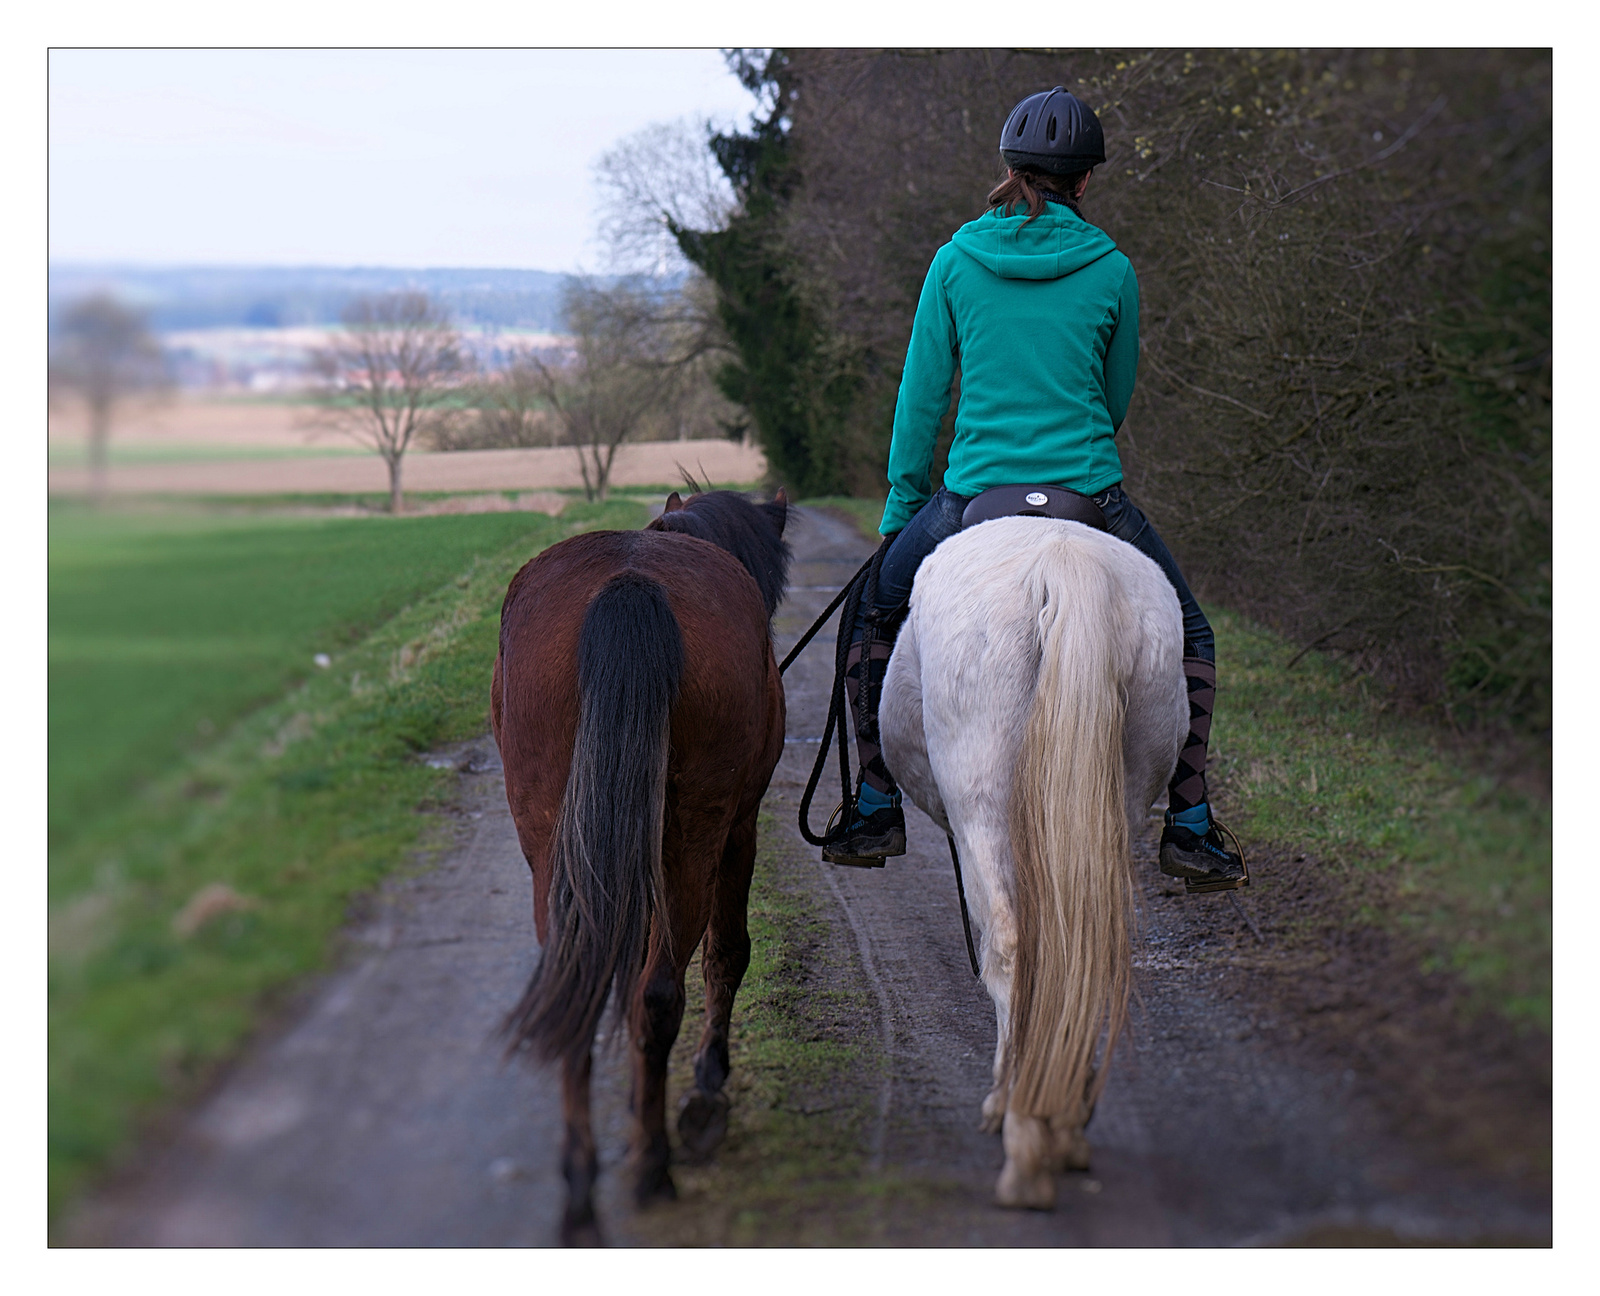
[634,1159,678,1207]
[676,1088,731,1162]
[560,1206,605,1247]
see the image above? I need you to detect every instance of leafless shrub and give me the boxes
[429,351,560,450]
[528,277,736,500]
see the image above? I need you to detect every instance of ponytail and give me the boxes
[986,166,1091,225]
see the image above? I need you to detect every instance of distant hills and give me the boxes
[47,265,582,333]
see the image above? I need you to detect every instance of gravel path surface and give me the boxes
[61,754,643,1246]
[62,506,1550,1247]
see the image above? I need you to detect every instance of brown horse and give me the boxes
[491,488,790,1245]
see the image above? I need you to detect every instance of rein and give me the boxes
[779,537,983,979]
[776,548,877,676]
[790,537,890,849]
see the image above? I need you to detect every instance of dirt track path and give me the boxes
[62,507,1550,1247]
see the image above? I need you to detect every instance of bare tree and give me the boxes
[429,119,744,486]
[311,292,466,513]
[594,118,739,275]
[49,293,165,502]
[428,347,559,450]
[585,119,750,453]
[530,278,704,501]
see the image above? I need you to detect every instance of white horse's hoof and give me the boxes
[1051,1123,1091,1172]
[979,1087,1006,1134]
[995,1161,1056,1210]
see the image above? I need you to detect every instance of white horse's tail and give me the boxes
[1004,548,1134,1128]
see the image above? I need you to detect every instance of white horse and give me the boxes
[879,515,1189,1209]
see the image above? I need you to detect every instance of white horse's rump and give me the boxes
[879,517,1188,1209]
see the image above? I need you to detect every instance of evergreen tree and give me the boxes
[673,51,858,498]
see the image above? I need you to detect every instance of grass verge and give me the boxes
[48,498,648,1223]
[1206,605,1551,1031]
[632,812,890,1246]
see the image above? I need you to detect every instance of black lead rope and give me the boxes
[790,537,891,847]
[946,835,982,979]
[777,551,876,676]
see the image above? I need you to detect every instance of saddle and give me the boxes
[960,484,1107,532]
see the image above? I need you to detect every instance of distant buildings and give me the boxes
[49,265,588,392]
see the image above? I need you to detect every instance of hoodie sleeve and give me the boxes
[881,252,959,535]
[1104,260,1140,433]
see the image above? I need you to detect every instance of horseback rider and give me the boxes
[821,85,1246,888]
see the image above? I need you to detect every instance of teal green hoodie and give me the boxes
[880,201,1139,535]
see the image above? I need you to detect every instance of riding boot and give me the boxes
[845,634,899,803]
[1158,657,1246,886]
[821,614,907,866]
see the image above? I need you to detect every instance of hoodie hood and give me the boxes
[949,203,1118,280]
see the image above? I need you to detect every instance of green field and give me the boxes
[49,505,566,850]
[47,497,649,1221]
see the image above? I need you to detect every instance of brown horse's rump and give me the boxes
[493,528,781,937]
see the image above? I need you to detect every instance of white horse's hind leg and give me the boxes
[997,1111,1057,1209]
[996,1108,1089,1208]
[1049,1113,1092,1171]
[965,834,1017,1135]
[884,599,1025,1137]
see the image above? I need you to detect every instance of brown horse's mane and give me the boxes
[647,490,791,621]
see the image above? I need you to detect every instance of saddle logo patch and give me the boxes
[1025,491,1049,506]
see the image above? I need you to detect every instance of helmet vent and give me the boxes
[1047,115,1057,142]
[1016,113,1028,136]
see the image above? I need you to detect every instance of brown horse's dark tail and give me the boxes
[504,571,684,1067]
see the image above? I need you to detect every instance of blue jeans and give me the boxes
[867,485,1215,662]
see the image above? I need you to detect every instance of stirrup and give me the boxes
[820,800,889,870]
[1183,822,1250,894]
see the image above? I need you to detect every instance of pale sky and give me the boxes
[48,49,762,271]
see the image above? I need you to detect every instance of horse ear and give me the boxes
[663,491,685,513]
[770,486,789,535]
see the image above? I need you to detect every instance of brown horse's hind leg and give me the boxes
[560,1048,603,1246]
[630,945,688,1206]
[678,811,757,1162]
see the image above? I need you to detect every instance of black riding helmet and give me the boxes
[999,86,1106,174]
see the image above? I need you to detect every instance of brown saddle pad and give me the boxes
[959,484,1108,531]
